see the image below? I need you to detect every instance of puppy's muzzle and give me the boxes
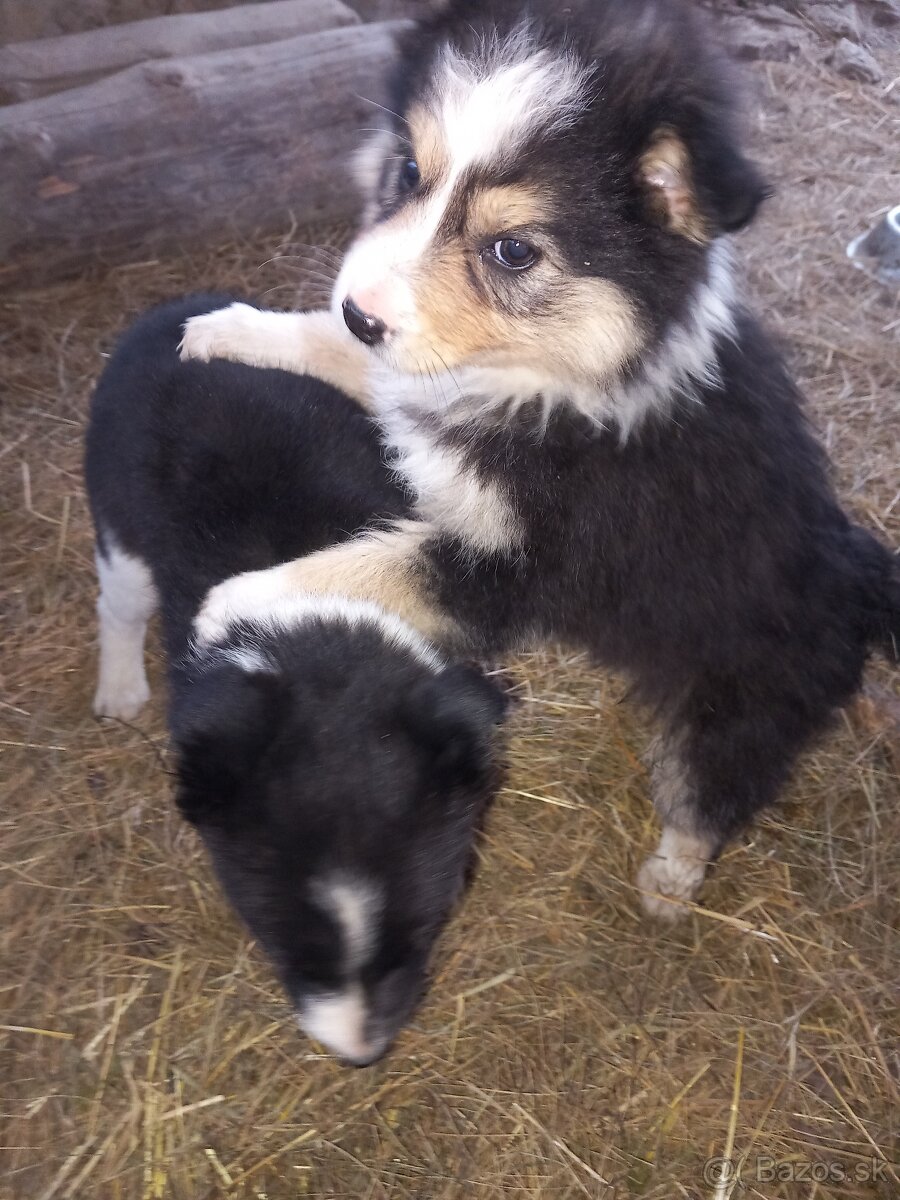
[342,1040,390,1068]
[342,297,387,347]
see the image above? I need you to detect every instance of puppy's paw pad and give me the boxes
[179,303,259,363]
[93,677,151,722]
[636,852,706,921]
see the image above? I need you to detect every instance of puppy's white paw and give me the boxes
[636,828,711,921]
[194,567,291,646]
[93,675,151,722]
[179,303,263,364]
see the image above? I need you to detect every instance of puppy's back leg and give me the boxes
[636,736,719,920]
[637,684,810,919]
[93,538,157,721]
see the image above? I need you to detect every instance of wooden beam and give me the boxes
[0,0,360,103]
[344,0,427,18]
[0,21,408,292]
[0,1,257,46]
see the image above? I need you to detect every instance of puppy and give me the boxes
[180,0,899,917]
[84,295,507,1065]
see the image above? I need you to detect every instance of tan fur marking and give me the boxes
[465,185,546,237]
[411,256,640,381]
[276,528,461,647]
[415,247,510,362]
[539,277,643,380]
[639,129,710,244]
[407,103,450,184]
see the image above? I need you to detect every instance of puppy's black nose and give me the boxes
[347,1051,383,1069]
[342,297,387,346]
[342,1041,390,1068]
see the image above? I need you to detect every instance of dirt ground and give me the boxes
[2,41,899,1200]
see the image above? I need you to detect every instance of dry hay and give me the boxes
[2,51,899,1200]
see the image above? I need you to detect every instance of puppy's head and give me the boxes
[172,613,506,1066]
[335,0,768,402]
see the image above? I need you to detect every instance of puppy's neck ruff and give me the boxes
[368,240,737,439]
[196,590,446,672]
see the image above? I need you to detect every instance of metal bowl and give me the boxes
[846,203,900,285]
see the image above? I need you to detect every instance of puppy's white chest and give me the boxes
[380,408,524,558]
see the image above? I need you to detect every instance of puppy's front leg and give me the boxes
[194,527,461,650]
[179,305,372,407]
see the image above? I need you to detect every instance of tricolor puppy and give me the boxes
[181,0,900,917]
[85,296,507,1066]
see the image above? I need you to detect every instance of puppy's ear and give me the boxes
[638,127,770,240]
[402,663,508,786]
[173,662,285,825]
[690,126,771,232]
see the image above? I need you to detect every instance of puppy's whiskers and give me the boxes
[257,253,341,274]
[355,96,409,127]
[426,346,467,416]
[260,283,330,304]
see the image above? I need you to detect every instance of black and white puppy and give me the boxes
[180,0,899,917]
[84,295,507,1065]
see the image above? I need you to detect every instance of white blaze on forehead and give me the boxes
[312,873,383,972]
[434,33,593,170]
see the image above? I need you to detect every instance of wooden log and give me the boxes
[0,21,409,292]
[344,0,428,18]
[0,0,251,46]
[0,0,360,103]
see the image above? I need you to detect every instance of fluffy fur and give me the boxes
[180,0,899,917]
[84,296,507,1064]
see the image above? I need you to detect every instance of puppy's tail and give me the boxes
[876,573,900,665]
[855,527,900,664]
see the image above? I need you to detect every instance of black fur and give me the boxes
[86,294,412,653]
[422,312,899,843]
[374,0,899,853]
[389,0,771,352]
[84,296,507,1063]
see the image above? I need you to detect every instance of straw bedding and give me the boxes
[2,49,898,1200]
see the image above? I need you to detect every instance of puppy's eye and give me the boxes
[490,238,539,271]
[399,158,420,191]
